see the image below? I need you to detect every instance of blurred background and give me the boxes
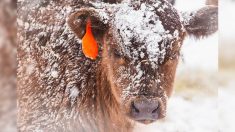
[0,0,234,132]
[218,0,235,132]
[0,0,17,132]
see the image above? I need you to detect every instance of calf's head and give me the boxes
[68,0,217,124]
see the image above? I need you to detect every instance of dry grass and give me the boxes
[174,69,219,100]
[219,44,235,70]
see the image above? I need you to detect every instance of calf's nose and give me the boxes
[130,98,159,124]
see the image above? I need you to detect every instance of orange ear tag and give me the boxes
[82,19,98,60]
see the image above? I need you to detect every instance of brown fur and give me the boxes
[17,0,217,131]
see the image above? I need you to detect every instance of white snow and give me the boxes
[220,3,235,41]
[178,33,218,72]
[175,0,205,11]
[69,87,79,99]
[111,1,179,65]
[26,63,35,75]
[219,80,235,132]
[51,70,59,78]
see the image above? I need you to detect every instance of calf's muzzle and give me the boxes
[130,97,160,124]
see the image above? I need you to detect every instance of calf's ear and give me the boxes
[67,8,108,60]
[67,8,108,42]
[182,6,218,38]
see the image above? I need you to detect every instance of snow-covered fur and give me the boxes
[17,0,217,131]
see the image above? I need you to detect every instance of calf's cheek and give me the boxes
[160,60,179,97]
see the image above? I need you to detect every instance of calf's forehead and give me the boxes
[109,1,184,65]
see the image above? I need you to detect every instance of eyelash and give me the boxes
[113,49,122,58]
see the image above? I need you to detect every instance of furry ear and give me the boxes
[67,8,107,42]
[67,8,108,60]
[182,6,218,38]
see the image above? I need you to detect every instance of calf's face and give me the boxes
[68,1,218,124]
[102,2,185,124]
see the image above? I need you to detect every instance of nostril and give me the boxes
[131,102,140,113]
[152,108,158,114]
[152,102,159,114]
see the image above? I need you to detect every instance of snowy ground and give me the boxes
[219,71,235,132]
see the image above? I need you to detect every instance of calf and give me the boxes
[17,0,217,131]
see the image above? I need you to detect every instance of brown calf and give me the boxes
[17,0,217,131]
